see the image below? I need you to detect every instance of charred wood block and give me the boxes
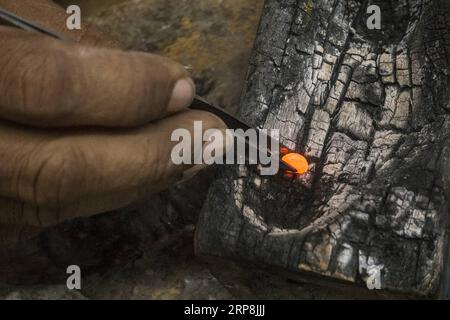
[196,0,450,298]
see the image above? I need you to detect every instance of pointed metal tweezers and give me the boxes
[0,6,297,173]
[0,7,66,40]
[190,96,297,172]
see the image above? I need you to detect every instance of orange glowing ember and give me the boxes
[281,153,309,174]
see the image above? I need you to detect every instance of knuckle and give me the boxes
[33,142,86,207]
[24,48,70,119]
[144,135,171,183]
[0,36,74,121]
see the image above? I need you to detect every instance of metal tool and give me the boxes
[0,7,66,40]
[0,6,300,174]
[189,96,298,172]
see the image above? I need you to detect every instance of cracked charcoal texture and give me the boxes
[196,0,450,298]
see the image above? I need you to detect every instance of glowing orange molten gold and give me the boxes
[281,153,309,174]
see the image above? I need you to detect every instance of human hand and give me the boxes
[0,0,226,243]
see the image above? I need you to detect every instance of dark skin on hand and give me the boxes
[0,0,227,243]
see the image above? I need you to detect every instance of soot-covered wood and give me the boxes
[196,0,450,298]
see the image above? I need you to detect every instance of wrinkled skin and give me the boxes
[0,0,226,243]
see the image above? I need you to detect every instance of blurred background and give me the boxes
[56,0,265,114]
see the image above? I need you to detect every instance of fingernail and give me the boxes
[168,78,196,113]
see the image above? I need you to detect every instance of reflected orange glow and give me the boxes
[281,153,309,174]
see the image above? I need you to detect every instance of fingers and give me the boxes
[0,184,176,244]
[0,27,195,127]
[0,189,141,229]
[0,191,138,244]
[0,110,227,210]
[0,198,43,243]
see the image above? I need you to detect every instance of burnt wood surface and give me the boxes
[196,0,450,298]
